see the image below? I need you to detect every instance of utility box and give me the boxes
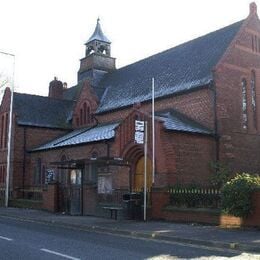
[123,192,142,220]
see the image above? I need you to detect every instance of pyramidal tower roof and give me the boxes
[86,18,111,44]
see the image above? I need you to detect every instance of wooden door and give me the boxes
[134,156,152,190]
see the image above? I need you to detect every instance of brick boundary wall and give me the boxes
[42,182,58,212]
[151,189,260,227]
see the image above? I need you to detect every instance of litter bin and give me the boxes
[123,192,142,220]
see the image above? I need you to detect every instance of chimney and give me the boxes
[48,77,63,99]
[250,2,257,15]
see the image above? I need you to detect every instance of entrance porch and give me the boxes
[44,157,146,219]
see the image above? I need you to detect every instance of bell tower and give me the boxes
[78,19,116,82]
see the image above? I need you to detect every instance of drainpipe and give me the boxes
[22,127,27,198]
[106,141,110,159]
[211,80,220,161]
[105,140,110,176]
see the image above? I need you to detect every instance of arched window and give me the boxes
[4,114,8,148]
[87,106,90,123]
[0,115,4,149]
[251,71,257,129]
[83,103,87,124]
[78,101,91,126]
[241,79,247,130]
[80,109,83,125]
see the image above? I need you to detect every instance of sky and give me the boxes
[0,0,258,98]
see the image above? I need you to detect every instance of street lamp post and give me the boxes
[0,51,15,207]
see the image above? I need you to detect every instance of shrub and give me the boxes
[210,162,230,189]
[221,173,260,217]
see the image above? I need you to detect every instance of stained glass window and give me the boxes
[251,71,257,129]
[242,79,247,130]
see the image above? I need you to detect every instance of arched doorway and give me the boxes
[134,156,152,191]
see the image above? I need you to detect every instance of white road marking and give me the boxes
[0,235,13,241]
[40,248,81,260]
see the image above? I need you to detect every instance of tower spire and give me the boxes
[78,19,116,82]
[85,18,111,56]
[86,18,111,45]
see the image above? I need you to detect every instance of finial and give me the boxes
[250,2,257,15]
[97,17,100,23]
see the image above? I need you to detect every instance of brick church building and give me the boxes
[1,3,260,216]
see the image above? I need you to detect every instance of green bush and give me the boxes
[221,173,260,217]
[210,162,230,189]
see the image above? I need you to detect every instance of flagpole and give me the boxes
[152,78,155,184]
[143,121,148,221]
[0,51,15,208]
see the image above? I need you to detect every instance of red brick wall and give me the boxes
[83,185,97,215]
[243,190,260,226]
[0,88,11,192]
[97,88,214,130]
[151,189,170,219]
[12,125,69,190]
[42,183,58,212]
[214,14,260,174]
[72,81,99,128]
[151,190,260,227]
[161,209,220,225]
[158,132,215,186]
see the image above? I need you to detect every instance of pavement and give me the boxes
[0,207,259,254]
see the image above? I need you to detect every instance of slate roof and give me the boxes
[86,19,111,44]
[13,93,74,129]
[77,69,108,94]
[97,20,243,114]
[156,110,212,135]
[63,83,83,101]
[11,19,243,133]
[32,122,119,151]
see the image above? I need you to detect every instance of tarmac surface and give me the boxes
[0,207,259,254]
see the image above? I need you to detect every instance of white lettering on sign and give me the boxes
[135,120,145,144]
[135,120,145,131]
[135,131,144,144]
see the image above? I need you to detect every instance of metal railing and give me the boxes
[168,187,221,209]
[18,187,43,201]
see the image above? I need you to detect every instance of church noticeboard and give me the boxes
[98,174,112,194]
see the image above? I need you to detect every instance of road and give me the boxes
[0,216,259,260]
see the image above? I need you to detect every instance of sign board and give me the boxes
[45,169,55,184]
[135,120,145,144]
[135,120,144,131]
[135,131,144,144]
[98,175,112,194]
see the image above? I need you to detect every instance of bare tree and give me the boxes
[0,75,8,87]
